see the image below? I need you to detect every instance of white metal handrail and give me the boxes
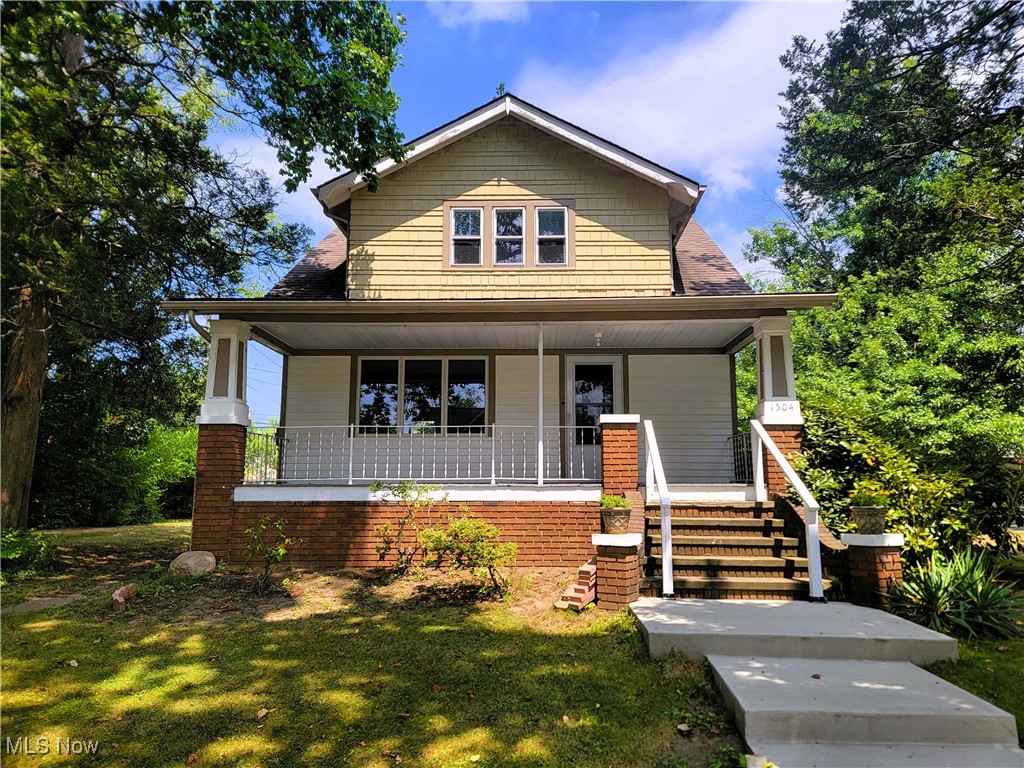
[643,419,674,598]
[244,424,601,485]
[750,419,824,600]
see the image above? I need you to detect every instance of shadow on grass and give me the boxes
[1,573,735,768]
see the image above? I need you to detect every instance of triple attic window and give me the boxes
[445,200,572,268]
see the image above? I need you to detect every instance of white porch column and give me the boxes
[198,319,251,426]
[537,322,544,486]
[753,316,803,425]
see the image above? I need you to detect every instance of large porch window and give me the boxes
[358,357,486,433]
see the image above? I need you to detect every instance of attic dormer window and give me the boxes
[443,199,575,270]
[451,208,482,265]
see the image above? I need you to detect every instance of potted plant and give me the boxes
[849,481,889,535]
[599,494,631,534]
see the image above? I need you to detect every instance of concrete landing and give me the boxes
[709,655,1023,768]
[631,598,957,665]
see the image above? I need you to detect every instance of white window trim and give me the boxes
[357,356,488,430]
[450,207,484,266]
[535,206,568,266]
[493,206,526,267]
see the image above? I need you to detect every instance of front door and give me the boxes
[564,355,623,478]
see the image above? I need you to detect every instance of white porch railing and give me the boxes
[750,419,825,600]
[643,419,674,598]
[244,424,601,485]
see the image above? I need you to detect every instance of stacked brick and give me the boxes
[555,558,597,610]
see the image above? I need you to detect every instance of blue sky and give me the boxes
[230,0,850,423]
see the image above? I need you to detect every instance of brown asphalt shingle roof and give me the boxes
[266,228,348,300]
[673,218,753,296]
[266,217,753,300]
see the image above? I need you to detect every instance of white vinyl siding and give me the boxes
[493,355,562,477]
[285,356,351,426]
[629,355,734,483]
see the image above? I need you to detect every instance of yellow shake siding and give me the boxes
[347,117,673,299]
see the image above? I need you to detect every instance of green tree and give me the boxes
[1,2,406,528]
[746,0,1024,550]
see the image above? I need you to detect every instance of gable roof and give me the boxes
[267,217,753,300]
[315,93,705,212]
[673,219,753,296]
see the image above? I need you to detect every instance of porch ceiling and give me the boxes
[252,319,752,353]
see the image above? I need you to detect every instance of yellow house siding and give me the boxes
[347,117,673,299]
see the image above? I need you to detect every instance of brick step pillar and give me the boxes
[840,533,905,608]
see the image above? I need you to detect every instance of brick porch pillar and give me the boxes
[841,533,905,608]
[593,534,642,610]
[599,414,639,495]
[192,424,246,557]
[763,426,803,496]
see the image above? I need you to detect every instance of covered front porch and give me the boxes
[176,294,824,494]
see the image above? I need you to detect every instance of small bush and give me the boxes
[371,480,444,575]
[243,517,299,592]
[419,515,518,592]
[599,494,630,509]
[887,549,1024,639]
[0,529,59,579]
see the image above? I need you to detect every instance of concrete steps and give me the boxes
[631,599,958,664]
[709,655,1024,768]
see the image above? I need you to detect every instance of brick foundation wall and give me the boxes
[763,426,803,496]
[601,423,638,495]
[595,544,640,609]
[224,500,600,569]
[847,545,903,608]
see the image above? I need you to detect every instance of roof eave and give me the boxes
[162,293,838,318]
[314,94,703,211]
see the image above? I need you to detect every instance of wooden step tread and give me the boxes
[668,555,808,567]
[647,517,786,528]
[648,534,800,546]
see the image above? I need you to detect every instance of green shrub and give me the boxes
[371,480,445,575]
[419,515,518,592]
[796,397,980,560]
[0,529,59,579]
[243,517,299,592]
[887,549,1024,639]
[137,564,202,596]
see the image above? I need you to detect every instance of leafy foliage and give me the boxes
[419,515,518,592]
[371,480,446,575]
[599,494,630,509]
[745,1,1024,552]
[0,529,59,580]
[243,517,299,593]
[137,564,203,598]
[1,1,406,528]
[887,549,1024,639]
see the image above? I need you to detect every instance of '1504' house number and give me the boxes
[766,401,797,413]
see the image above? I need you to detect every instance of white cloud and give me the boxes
[513,2,847,196]
[427,0,530,29]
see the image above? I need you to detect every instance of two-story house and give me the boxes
[164,95,837,600]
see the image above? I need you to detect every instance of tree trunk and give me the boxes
[1,284,53,529]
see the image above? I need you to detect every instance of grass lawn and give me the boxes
[1,523,742,768]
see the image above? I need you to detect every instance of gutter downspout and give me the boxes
[187,310,211,342]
